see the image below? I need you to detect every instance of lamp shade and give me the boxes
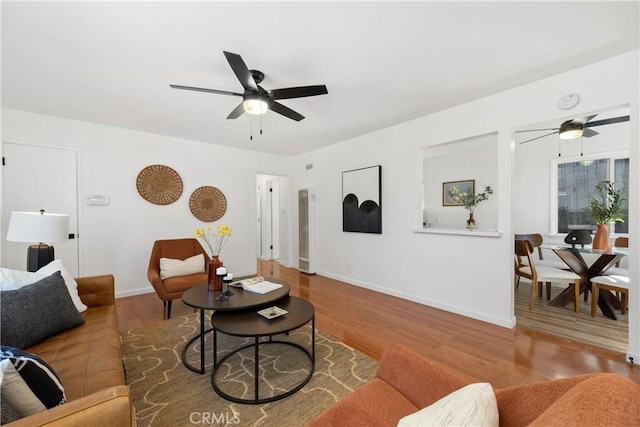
[6,211,69,243]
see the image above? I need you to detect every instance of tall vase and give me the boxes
[208,256,223,292]
[592,224,612,252]
[466,212,476,229]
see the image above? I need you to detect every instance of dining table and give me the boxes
[543,244,628,320]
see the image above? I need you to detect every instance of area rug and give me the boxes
[121,312,377,426]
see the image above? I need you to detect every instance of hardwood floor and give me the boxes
[515,280,628,354]
[115,260,639,388]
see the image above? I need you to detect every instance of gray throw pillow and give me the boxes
[1,271,85,349]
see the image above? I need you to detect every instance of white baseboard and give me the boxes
[626,351,640,365]
[316,270,515,329]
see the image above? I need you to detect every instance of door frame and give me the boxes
[1,140,83,275]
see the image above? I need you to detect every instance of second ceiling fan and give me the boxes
[516,114,630,144]
[170,51,328,122]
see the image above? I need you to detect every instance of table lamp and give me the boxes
[6,210,69,272]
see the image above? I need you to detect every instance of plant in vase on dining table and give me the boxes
[583,181,626,252]
[195,225,233,290]
[449,185,493,229]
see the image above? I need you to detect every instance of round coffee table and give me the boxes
[210,296,315,404]
[181,278,290,373]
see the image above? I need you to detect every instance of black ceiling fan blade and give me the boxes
[515,127,559,133]
[226,103,245,119]
[518,130,559,144]
[223,51,259,92]
[268,100,305,121]
[270,85,328,100]
[169,84,243,97]
[582,128,599,138]
[584,115,630,128]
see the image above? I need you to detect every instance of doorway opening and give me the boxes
[256,174,286,262]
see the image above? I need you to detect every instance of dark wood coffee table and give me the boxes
[210,296,315,404]
[181,278,290,373]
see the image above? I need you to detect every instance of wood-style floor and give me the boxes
[115,260,639,388]
[515,280,628,354]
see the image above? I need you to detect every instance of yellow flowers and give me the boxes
[195,224,232,256]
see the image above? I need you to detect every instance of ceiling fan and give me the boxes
[170,51,328,122]
[516,114,630,144]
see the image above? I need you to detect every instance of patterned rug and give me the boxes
[121,312,377,426]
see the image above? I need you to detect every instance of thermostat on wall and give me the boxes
[87,194,110,206]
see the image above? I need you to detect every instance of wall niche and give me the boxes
[421,133,498,232]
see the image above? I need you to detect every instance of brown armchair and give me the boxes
[147,238,209,319]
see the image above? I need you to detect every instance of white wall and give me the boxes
[1,109,290,297]
[289,51,639,361]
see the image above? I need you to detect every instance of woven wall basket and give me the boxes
[136,165,183,205]
[189,186,227,222]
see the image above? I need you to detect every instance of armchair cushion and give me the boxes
[0,272,85,349]
[0,347,66,419]
[159,253,205,280]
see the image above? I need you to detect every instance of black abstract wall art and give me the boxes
[342,165,382,234]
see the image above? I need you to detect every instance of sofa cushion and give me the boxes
[27,304,125,401]
[0,347,66,419]
[1,271,85,349]
[0,260,87,313]
[159,254,205,279]
[397,383,498,426]
[529,374,640,426]
[308,378,418,427]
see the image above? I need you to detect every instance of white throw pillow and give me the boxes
[0,260,87,313]
[397,383,498,427]
[160,254,205,280]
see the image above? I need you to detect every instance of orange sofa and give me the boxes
[309,344,640,426]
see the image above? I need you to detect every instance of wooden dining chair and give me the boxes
[591,237,630,317]
[514,233,567,289]
[515,239,581,311]
[514,233,568,269]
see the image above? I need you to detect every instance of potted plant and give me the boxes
[449,185,493,229]
[583,181,626,252]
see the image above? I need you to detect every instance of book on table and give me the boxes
[229,276,283,294]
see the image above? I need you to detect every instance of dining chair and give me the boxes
[515,239,581,311]
[590,274,629,317]
[591,237,630,317]
[513,233,568,289]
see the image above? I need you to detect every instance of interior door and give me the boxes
[2,142,80,275]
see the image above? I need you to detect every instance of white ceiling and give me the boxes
[2,1,638,156]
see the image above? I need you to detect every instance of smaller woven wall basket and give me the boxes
[136,165,183,205]
[189,186,227,222]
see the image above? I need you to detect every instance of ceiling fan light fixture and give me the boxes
[559,121,583,139]
[243,96,268,115]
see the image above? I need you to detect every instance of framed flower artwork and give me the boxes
[443,180,474,206]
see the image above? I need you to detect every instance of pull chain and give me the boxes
[580,136,584,157]
[249,115,253,141]
[260,112,263,135]
[558,138,561,157]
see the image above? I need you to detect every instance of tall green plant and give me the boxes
[583,181,626,225]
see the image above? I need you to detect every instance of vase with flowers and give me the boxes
[449,185,493,229]
[195,225,233,291]
[583,181,626,252]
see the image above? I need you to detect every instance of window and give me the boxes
[554,152,629,234]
